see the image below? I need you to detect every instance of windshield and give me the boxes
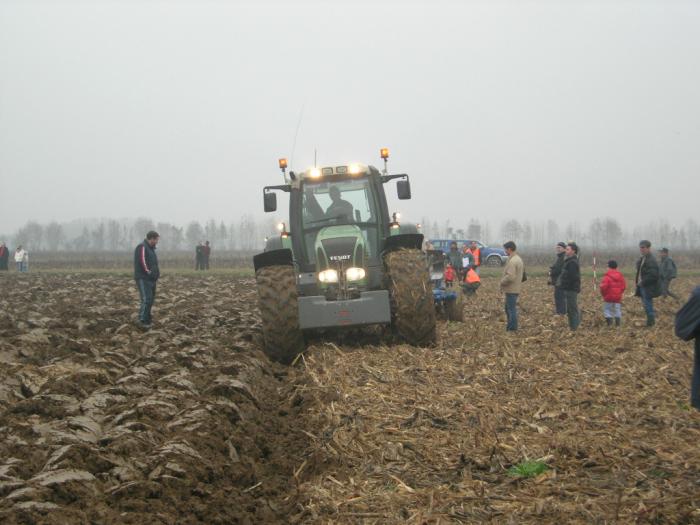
[301,178,380,264]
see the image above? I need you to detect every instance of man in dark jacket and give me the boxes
[557,242,581,330]
[0,242,8,271]
[548,242,567,315]
[195,242,204,270]
[134,231,160,329]
[447,241,464,279]
[675,286,700,411]
[635,240,661,327]
[659,248,679,300]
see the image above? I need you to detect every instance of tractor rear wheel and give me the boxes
[446,290,464,322]
[385,248,437,346]
[255,265,305,364]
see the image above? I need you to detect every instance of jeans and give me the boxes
[639,286,655,319]
[603,302,622,319]
[565,290,580,330]
[554,286,567,315]
[692,341,700,410]
[16,262,22,272]
[505,293,518,331]
[136,279,156,324]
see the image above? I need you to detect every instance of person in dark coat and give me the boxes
[557,242,581,330]
[659,248,679,300]
[195,242,204,270]
[0,242,8,271]
[447,241,464,278]
[203,240,211,270]
[548,242,567,315]
[675,286,700,411]
[134,231,160,329]
[635,240,661,327]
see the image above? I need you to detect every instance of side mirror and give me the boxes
[397,180,411,200]
[263,192,277,212]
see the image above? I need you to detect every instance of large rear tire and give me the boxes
[384,248,437,346]
[446,290,464,322]
[255,265,305,364]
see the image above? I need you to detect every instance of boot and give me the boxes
[614,317,621,327]
[605,318,613,327]
[646,315,655,327]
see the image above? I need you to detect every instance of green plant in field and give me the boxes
[507,460,549,478]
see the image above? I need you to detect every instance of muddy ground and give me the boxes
[0,272,699,524]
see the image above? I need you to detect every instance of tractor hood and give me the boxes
[314,225,366,270]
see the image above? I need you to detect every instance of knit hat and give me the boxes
[556,242,566,248]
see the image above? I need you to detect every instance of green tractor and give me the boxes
[253,149,436,363]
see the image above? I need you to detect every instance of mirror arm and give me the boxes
[380,174,408,184]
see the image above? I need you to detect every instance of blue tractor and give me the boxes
[427,250,464,322]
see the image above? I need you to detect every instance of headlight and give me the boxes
[318,269,339,283]
[308,167,322,178]
[348,163,362,175]
[345,267,366,281]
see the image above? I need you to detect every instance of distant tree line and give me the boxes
[1,216,281,252]
[4,215,700,253]
[420,217,700,251]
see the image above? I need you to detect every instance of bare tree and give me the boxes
[501,219,522,242]
[185,221,204,248]
[45,221,64,251]
[106,220,123,250]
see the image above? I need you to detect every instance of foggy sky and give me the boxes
[1,0,699,234]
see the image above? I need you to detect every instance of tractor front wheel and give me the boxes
[255,265,305,364]
[385,248,437,346]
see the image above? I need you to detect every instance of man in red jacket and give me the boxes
[600,260,626,326]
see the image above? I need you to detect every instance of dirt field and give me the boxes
[0,272,699,524]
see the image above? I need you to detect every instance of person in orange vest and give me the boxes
[462,264,481,295]
[466,241,482,275]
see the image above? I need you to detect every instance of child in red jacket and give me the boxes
[444,263,456,288]
[600,260,627,326]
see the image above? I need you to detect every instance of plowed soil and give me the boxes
[1,271,699,524]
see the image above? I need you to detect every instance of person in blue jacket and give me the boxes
[675,286,700,411]
[134,231,160,329]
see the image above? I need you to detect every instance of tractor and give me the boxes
[253,149,436,363]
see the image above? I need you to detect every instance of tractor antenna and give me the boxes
[290,102,305,170]
[314,148,317,167]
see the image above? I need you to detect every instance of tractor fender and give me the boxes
[253,248,294,272]
[383,233,424,254]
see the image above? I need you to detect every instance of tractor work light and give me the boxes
[345,267,366,281]
[336,166,348,174]
[308,167,322,178]
[380,147,389,159]
[278,158,288,170]
[348,163,362,175]
[322,167,333,176]
[277,222,285,231]
[318,269,339,283]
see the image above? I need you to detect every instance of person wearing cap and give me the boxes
[500,241,524,331]
[557,242,581,330]
[659,248,679,301]
[635,240,661,327]
[548,242,567,315]
[675,286,700,411]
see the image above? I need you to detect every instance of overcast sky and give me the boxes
[1,0,698,234]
